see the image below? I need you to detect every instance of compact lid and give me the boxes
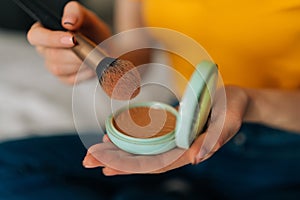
[175,60,218,149]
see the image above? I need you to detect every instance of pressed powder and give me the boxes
[113,107,177,139]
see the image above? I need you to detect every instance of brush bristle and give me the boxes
[100,59,141,100]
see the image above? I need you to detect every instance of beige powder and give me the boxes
[113,107,176,138]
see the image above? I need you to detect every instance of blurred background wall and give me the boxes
[0,0,114,141]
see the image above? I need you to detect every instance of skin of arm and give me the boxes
[244,87,300,133]
[113,0,152,67]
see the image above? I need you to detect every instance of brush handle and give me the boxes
[12,0,67,31]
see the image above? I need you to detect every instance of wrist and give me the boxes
[222,85,252,123]
[242,87,263,123]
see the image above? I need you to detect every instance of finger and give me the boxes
[102,167,130,176]
[191,115,227,164]
[204,86,246,152]
[37,47,80,63]
[102,134,111,143]
[61,1,85,31]
[83,152,105,168]
[194,86,247,163]
[88,142,185,174]
[151,151,191,174]
[61,2,110,43]
[27,22,74,48]
[102,148,190,176]
[185,133,207,164]
[82,143,123,169]
[45,60,82,76]
[36,46,88,77]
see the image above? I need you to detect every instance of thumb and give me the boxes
[61,1,85,31]
[61,1,111,43]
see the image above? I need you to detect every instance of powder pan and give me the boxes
[106,102,178,155]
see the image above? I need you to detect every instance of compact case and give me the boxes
[105,60,218,155]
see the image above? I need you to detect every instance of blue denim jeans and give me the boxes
[0,123,300,200]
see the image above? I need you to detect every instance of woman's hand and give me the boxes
[27,1,111,84]
[82,85,250,176]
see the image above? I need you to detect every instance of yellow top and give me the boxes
[140,0,300,90]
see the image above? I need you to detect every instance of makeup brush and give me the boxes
[13,0,141,100]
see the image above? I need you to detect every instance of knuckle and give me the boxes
[35,46,45,56]
[27,23,40,45]
[52,65,64,76]
[45,62,63,76]
[45,48,58,58]
[27,29,35,46]
[61,76,75,85]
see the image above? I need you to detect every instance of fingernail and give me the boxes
[82,153,104,168]
[103,168,116,176]
[82,159,94,168]
[60,36,74,45]
[63,16,77,26]
[83,164,94,168]
[82,155,94,168]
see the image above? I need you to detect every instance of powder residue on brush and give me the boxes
[101,59,141,100]
[113,107,176,138]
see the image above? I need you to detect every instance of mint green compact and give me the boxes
[105,61,218,155]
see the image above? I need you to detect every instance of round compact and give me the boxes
[105,61,218,155]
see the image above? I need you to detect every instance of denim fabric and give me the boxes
[0,123,300,200]
[185,123,300,199]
